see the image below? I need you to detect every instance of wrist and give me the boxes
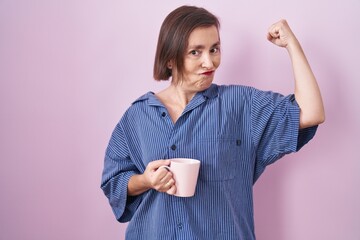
[128,173,150,196]
[139,173,151,189]
[286,38,303,56]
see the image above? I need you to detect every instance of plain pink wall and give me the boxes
[1,1,359,239]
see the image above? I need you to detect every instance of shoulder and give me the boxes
[118,92,154,124]
[131,92,154,105]
[217,84,289,101]
[215,84,256,100]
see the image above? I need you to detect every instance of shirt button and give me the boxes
[177,223,183,229]
[161,112,166,117]
[170,144,176,150]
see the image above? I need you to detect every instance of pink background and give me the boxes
[1,1,359,239]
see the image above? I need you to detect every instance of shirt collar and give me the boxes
[132,84,219,106]
[132,92,162,106]
[201,84,219,99]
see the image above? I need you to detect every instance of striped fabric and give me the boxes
[101,84,317,240]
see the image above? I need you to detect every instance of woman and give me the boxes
[101,5,325,240]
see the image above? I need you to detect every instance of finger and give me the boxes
[266,32,274,41]
[156,178,174,193]
[155,162,172,182]
[166,184,177,195]
[148,159,170,171]
[164,181,171,188]
[159,172,173,184]
[267,33,278,45]
[268,26,280,38]
[153,176,171,192]
[165,178,174,187]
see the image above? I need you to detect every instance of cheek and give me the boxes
[213,56,221,68]
[184,59,199,73]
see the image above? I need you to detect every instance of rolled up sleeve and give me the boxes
[101,123,142,222]
[251,90,318,182]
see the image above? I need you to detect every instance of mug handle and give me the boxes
[158,165,171,172]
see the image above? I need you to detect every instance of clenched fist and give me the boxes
[267,19,299,49]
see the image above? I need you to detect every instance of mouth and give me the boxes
[201,71,215,76]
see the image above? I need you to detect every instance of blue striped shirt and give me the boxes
[101,84,317,240]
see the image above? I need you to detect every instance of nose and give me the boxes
[201,53,214,69]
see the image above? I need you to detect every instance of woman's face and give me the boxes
[174,25,221,91]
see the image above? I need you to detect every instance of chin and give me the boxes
[198,79,213,91]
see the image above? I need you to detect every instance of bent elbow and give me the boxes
[318,113,326,124]
[316,108,326,125]
[299,112,325,129]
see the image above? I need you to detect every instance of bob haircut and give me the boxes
[153,5,220,81]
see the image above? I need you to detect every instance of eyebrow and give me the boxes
[188,41,221,50]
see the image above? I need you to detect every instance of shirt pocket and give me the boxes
[196,137,241,181]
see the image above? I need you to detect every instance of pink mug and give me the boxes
[160,158,201,197]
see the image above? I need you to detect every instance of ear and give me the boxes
[167,60,173,69]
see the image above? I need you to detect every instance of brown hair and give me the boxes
[153,5,220,81]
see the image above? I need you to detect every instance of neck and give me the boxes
[168,83,196,107]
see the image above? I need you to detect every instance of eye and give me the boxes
[210,47,220,54]
[189,50,200,56]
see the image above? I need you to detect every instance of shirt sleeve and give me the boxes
[250,89,317,182]
[101,122,142,222]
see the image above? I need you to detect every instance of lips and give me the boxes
[201,71,214,76]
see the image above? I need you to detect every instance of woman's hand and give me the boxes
[267,19,298,49]
[128,160,176,196]
[142,160,176,195]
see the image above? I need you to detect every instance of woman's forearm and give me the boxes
[128,174,150,196]
[287,40,325,128]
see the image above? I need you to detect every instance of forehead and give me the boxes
[187,25,220,47]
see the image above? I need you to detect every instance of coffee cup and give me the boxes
[160,158,200,197]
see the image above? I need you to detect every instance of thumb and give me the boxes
[267,25,280,38]
[267,32,279,45]
[266,32,275,42]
